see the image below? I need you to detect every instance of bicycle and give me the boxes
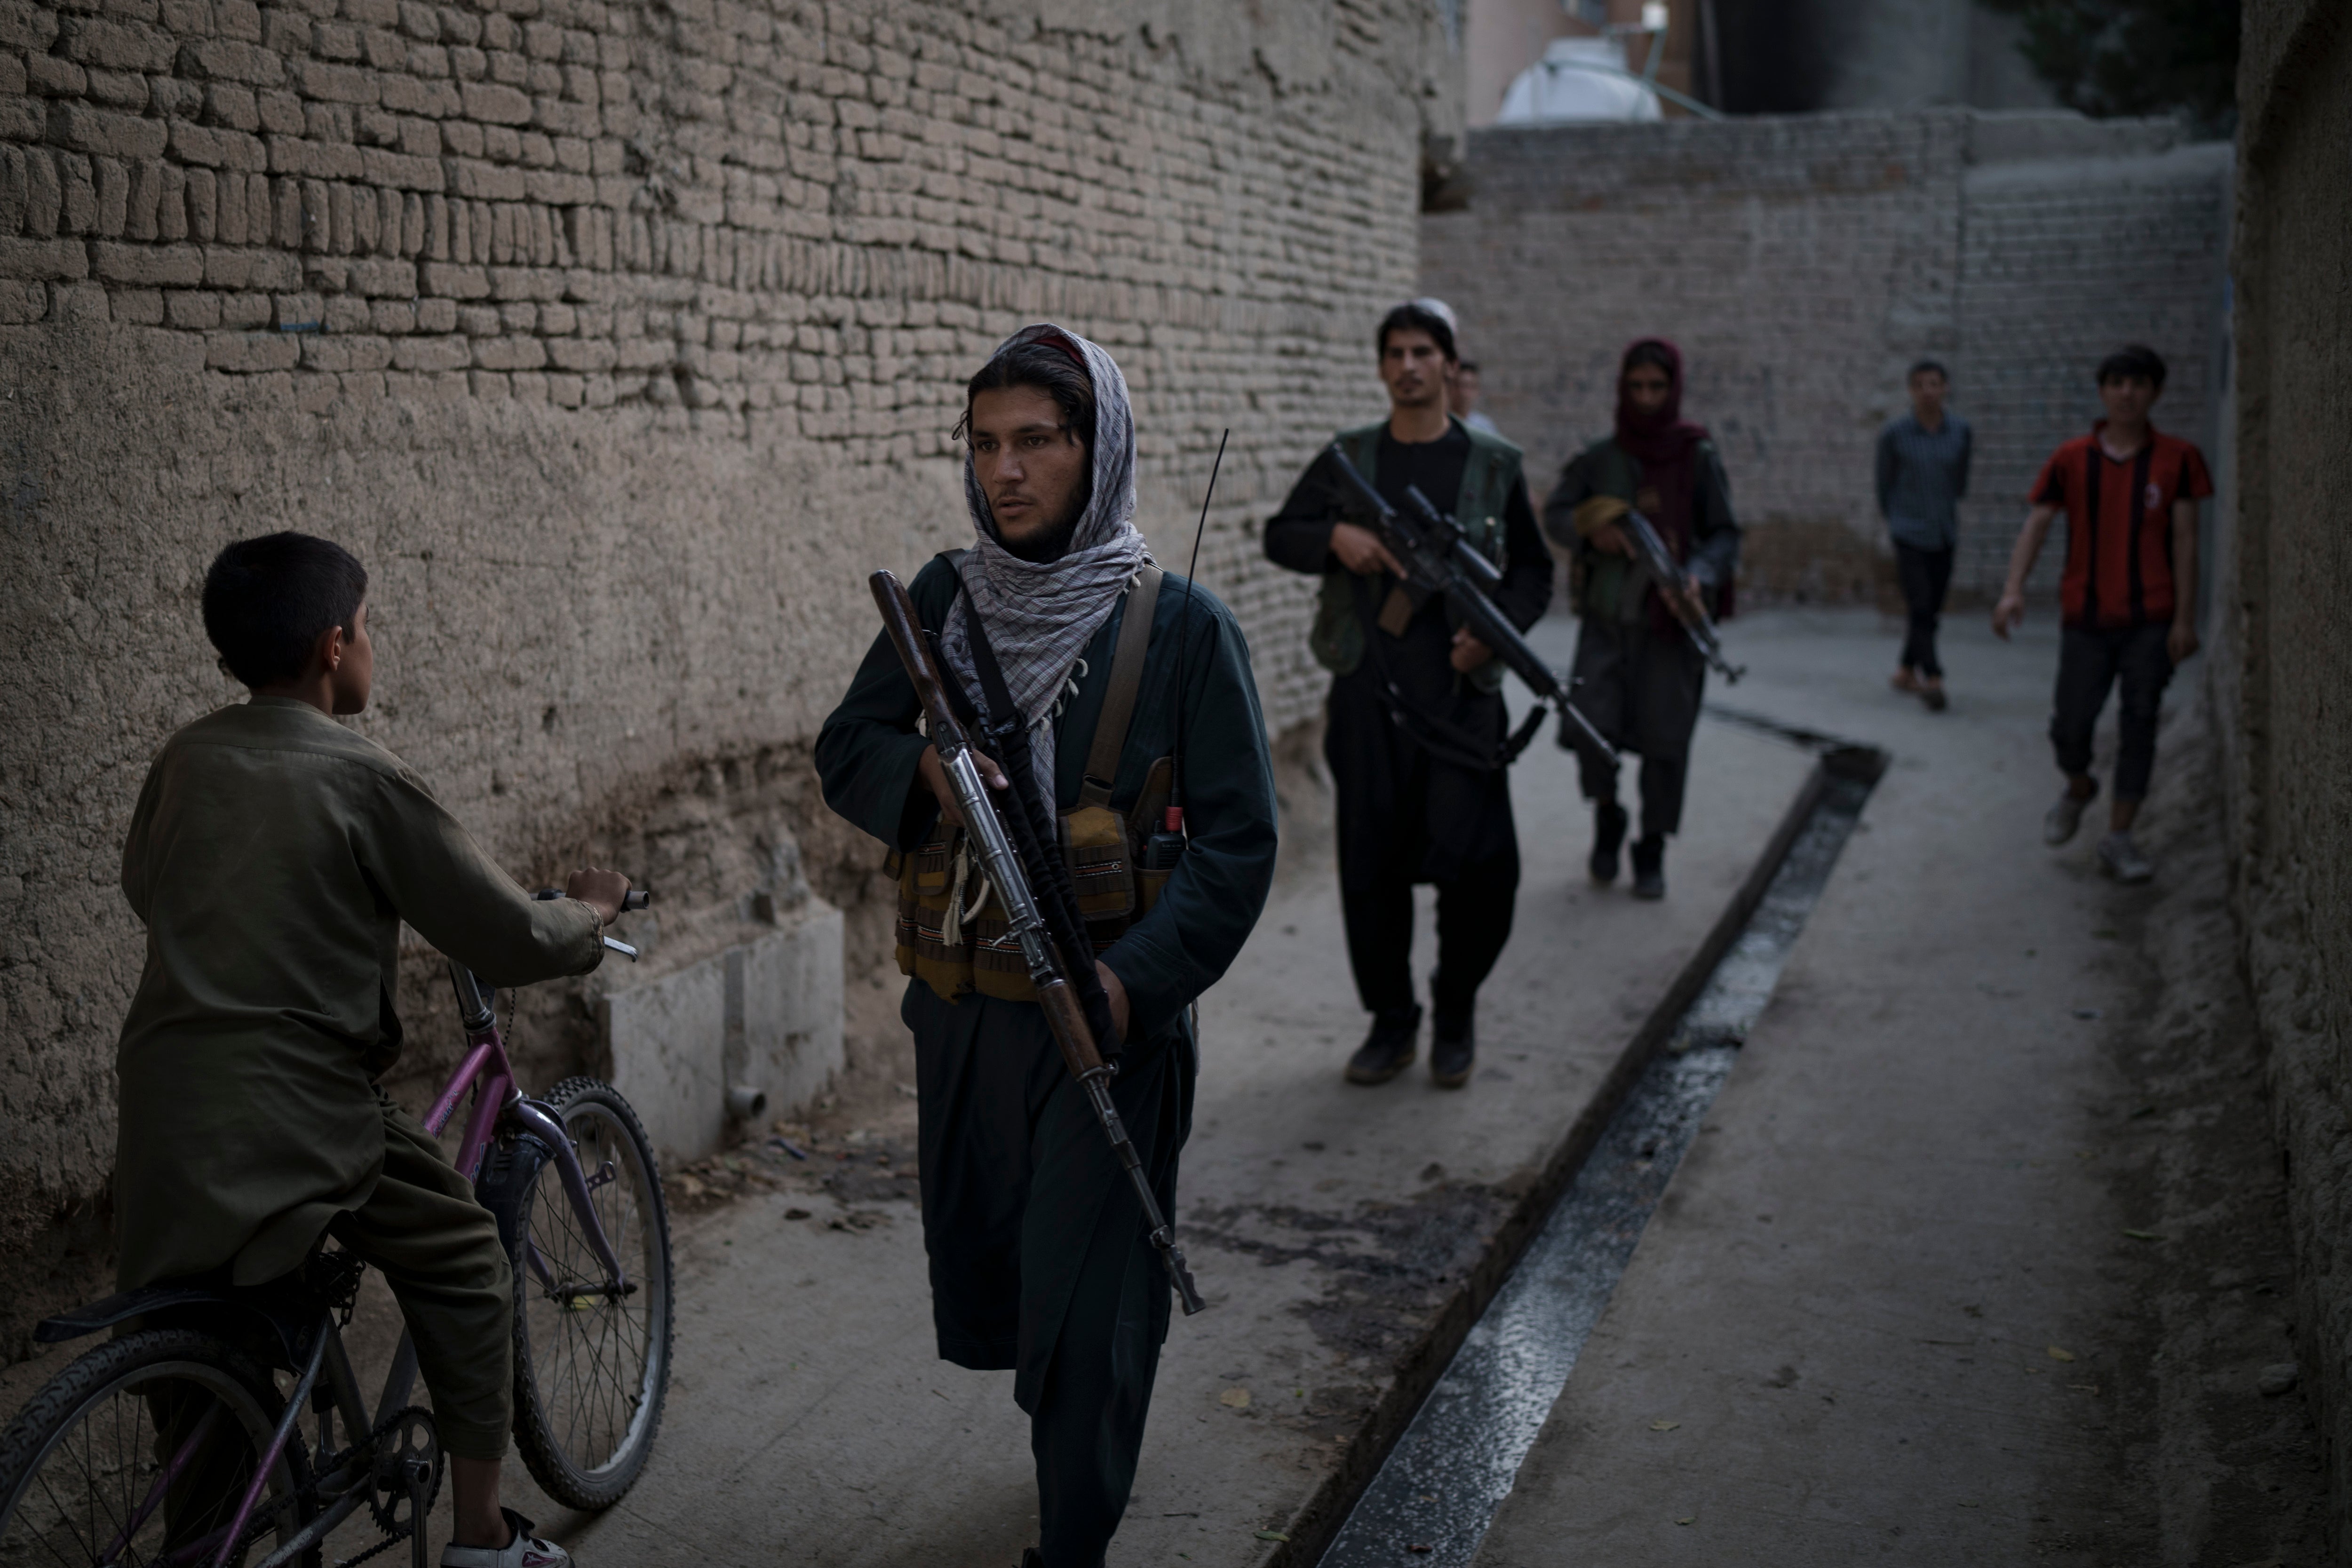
[0,891,675,1568]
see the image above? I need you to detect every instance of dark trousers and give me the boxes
[2051,622,2175,802]
[1894,541,1955,677]
[905,982,1193,1568]
[1564,619,1706,837]
[1324,671,1520,1023]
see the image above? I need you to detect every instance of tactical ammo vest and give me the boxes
[1307,417,1524,693]
[889,565,1175,1003]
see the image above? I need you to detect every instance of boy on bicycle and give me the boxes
[115,532,624,1568]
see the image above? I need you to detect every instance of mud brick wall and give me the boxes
[1419,109,2229,605]
[2216,0,2352,1549]
[0,0,1461,1349]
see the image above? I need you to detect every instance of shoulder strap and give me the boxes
[1338,422,1383,488]
[1079,566,1163,810]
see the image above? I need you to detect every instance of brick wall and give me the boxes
[0,0,1457,1347]
[2217,0,2352,1548]
[1420,108,2229,606]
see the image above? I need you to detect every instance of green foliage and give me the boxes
[1979,0,2240,131]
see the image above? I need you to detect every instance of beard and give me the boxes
[998,490,1090,564]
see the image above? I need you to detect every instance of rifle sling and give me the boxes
[1079,566,1162,809]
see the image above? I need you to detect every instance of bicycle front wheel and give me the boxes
[508,1077,673,1510]
[0,1327,318,1567]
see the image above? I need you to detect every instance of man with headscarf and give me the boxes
[815,324,1278,1568]
[1264,299,1551,1090]
[1542,338,1741,899]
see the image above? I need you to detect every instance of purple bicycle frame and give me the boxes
[205,962,632,1567]
[423,962,629,1289]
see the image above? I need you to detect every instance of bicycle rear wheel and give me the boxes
[508,1077,673,1510]
[0,1327,318,1567]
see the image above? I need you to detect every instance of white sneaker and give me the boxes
[2044,785,2098,845]
[2097,831,2154,884]
[442,1511,570,1568]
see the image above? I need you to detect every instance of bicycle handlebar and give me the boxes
[532,884,648,960]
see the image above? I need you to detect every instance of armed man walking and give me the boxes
[814,325,1278,1568]
[1264,299,1550,1090]
[1542,338,1741,900]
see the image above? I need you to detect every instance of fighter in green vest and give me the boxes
[1541,338,1741,899]
[1264,299,1552,1090]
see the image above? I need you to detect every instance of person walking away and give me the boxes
[1453,359,1502,437]
[1541,338,1740,900]
[816,324,1278,1568]
[1992,344,2209,884]
[1877,358,1972,710]
[1263,298,1550,1090]
[118,532,627,1567]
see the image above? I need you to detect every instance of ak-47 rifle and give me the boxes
[1607,503,1747,684]
[868,569,1207,1316]
[1323,443,1615,764]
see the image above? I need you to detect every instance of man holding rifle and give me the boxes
[1542,338,1741,900]
[815,324,1277,1568]
[1264,299,1551,1090]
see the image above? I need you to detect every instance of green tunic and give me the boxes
[114,697,605,1290]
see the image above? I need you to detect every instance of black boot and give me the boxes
[1345,1005,1421,1085]
[1630,834,1666,900]
[1430,1007,1475,1089]
[1588,800,1629,884]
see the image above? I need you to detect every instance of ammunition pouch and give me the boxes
[889,568,1170,1003]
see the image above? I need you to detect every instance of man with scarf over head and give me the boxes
[814,325,1278,1568]
[1542,338,1741,899]
[1264,299,1551,1090]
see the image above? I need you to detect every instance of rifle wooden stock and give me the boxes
[870,570,970,750]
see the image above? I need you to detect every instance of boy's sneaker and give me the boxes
[2044,783,2098,845]
[442,1511,569,1568]
[2097,831,2154,884]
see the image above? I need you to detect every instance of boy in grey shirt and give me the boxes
[1876,359,1972,709]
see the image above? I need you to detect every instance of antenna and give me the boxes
[1157,429,1228,851]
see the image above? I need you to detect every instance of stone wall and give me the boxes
[0,0,1459,1349]
[2217,0,2352,1548]
[1419,108,2229,606]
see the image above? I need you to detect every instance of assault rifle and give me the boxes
[1613,505,1747,684]
[1323,443,1614,764]
[868,569,1207,1316]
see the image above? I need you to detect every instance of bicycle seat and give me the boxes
[35,1246,366,1368]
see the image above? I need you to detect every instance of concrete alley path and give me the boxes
[513,614,1820,1566]
[1472,609,2324,1567]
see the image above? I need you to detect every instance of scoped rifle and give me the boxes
[1323,443,1614,764]
[1613,504,1747,684]
[867,569,1207,1316]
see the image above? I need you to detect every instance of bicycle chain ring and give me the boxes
[366,1405,444,1538]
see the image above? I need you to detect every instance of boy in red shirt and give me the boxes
[1993,345,2211,883]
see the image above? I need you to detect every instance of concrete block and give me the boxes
[601,899,844,1163]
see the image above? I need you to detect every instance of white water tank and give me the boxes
[1495,37,1664,124]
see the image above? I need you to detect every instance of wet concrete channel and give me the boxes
[1312,728,1887,1567]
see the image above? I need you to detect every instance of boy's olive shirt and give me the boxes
[114,696,604,1291]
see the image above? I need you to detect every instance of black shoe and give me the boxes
[1630,834,1666,899]
[1430,1011,1474,1089]
[1588,800,1629,884]
[1021,1552,1044,1568]
[1345,1007,1421,1085]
